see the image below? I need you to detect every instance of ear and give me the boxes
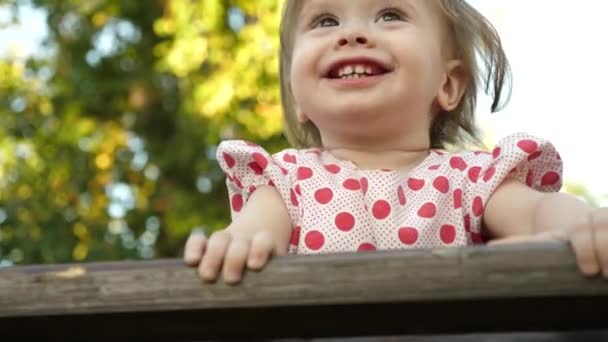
[287,80,309,123]
[298,112,309,123]
[437,60,468,112]
[294,103,309,123]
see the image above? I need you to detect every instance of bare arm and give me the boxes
[184,185,293,284]
[484,178,593,239]
[225,185,293,253]
[484,178,608,277]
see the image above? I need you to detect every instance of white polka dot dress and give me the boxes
[217,133,563,255]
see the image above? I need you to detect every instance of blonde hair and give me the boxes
[279,0,511,149]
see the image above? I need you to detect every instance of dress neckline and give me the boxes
[317,149,441,177]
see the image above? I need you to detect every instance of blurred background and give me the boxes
[0,0,606,265]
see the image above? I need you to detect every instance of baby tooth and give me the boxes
[343,65,353,75]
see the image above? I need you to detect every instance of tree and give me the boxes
[0,0,287,264]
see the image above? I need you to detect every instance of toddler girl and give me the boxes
[184,0,608,284]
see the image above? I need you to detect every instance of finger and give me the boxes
[183,230,207,266]
[591,210,608,277]
[247,232,275,271]
[571,215,600,277]
[222,238,251,285]
[199,231,231,283]
[487,232,557,246]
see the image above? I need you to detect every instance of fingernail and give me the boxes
[249,257,260,268]
[191,227,207,237]
[184,251,197,262]
[224,273,240,285]
[202,268,215,281]
[582,265,600,277]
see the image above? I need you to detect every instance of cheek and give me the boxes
[407,50,444,94]
[289,51,312,101]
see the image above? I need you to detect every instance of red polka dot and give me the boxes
[231,194,243,212]
[556,153,562,161]
[297,167,313,180]
[541,172,560,186]
[290,189,299,207]
[358,243,376,252]
[245,141,259,147]
[361,177,369,194]
[428,164,441,171]
[468,166,482,183]
[233,177,244,189]
[335,212,355,231]
[283,154,297,164]
[290,226,301,245]
[471,232,483,244]
[268,180,275,186]
[295,184,302,196]
[249,186,257,194]
[450,156,468,171]
[473,197,484,217]
[526,170,534,186]
[252,152,269,170]
[517,140,538,154]
[453,189,462,209]
[418,202,437,218]
[440,225,456,244]
[464,214,471,232]
[408,178,425,191]
[325,164,341,174]
[223,152,235,168]
[492,147,501,159]
[397,186,407,206]
[281,167,288,175]
[398,227,419,245]
[305,231,325,250]
[248,162,264,175]
[433,176,450,194]
[483,167,496,182]
[372,200,391,220]
[343,178,361,191]
[314,188,334,204]
[528,151,542,161]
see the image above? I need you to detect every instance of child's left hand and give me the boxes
[489,208,608,278]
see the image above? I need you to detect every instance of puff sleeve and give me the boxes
[216,140,300,224]
[453,133,563,240]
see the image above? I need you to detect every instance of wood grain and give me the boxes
[0,242,607,338]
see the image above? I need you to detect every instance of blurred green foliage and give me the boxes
[0,0,288,264]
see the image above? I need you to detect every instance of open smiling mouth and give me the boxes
[325,59,392,80]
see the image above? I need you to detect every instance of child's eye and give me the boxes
[377,9,406,22]
[317,16,339,28]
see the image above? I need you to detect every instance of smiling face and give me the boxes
[287,0,461,150]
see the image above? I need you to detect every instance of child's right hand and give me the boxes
[183,229,278,285]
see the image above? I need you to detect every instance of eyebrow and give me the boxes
[384,0,419,17]
[299,0,334,24]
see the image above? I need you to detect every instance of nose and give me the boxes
[338,36,368,46]
[336,26,373,48]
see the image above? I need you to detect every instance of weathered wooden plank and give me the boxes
[0,242,607,338]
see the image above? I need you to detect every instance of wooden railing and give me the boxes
[1,242,607,339]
